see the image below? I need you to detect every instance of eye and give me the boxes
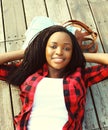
[63,47,71,51]
[50,45,57,49]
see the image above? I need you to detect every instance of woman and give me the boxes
[0,25,108,130]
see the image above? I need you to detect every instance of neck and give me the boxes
[48,67,64,78]
[48,72,61,78]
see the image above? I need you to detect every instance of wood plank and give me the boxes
[88,0,107,2]
[66,0,96,27]
[2,0,26,45]
[6,39,25,51]
[83,89,100,129]
[0,2,14,130]
[45,0,70,23]
[1,0,26,128]
[88,1,108,129]
[91,81,108,129]
[11,86,22,116]
[0,42,5,53]
[89,1,108,52]
[23,0,47,26]
[0,1,4,43]
[0,81,14,130]
[6,43,23,128]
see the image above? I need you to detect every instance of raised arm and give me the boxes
[0,50,24,65]
[83,53,108,65]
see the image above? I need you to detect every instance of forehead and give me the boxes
[48,32,72,43]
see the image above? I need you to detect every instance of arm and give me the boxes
[83,53,108,65]
[0,50,24,65]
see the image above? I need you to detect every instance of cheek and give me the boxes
[46,48,51,55]
[67,55,72,64]
[66,53,72,65]
[66,51,72,61]
[45,48,52,61]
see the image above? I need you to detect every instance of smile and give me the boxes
[52,58,65,63]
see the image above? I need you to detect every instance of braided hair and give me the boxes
[6,25,86,86]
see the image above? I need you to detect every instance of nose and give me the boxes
[55,47,63,55]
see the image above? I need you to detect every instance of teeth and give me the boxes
[53,58,64,63]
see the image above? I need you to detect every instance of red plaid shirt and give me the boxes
[0,64,108,130]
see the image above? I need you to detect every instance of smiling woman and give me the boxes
[45,32,73,78]
[0,25,108,130]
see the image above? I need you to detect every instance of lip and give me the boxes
[52,57,65,63]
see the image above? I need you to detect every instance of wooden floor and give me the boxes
[0,0,108,130]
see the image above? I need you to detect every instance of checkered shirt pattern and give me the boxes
[0,64,108,130]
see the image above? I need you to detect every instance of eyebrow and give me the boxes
[64,42,72,46]
[51,42,72,46]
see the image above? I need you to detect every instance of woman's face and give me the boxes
[45,32,73,76]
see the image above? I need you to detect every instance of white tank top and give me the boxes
[27,77,68,130]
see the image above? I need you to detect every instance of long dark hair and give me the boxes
[6,25,86,86]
